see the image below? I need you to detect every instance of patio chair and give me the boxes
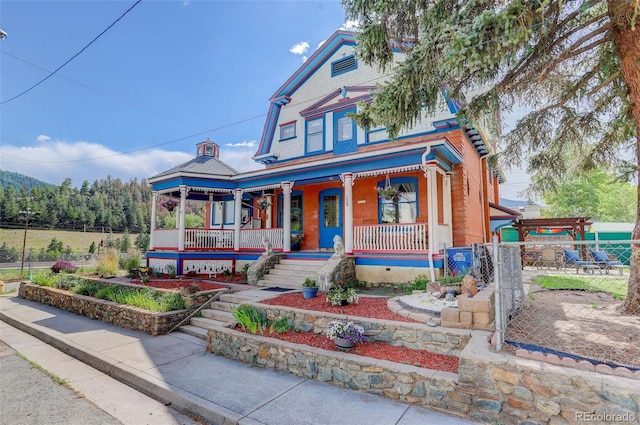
[563,249,600,274]
[589,250,625,275]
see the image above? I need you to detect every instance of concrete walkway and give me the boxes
[0,288,482,425]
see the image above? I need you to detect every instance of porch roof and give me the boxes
[149,137,462,195]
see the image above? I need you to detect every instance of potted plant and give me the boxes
[159,198,180,212]
[291,233,303,251]
[257,198,271,210]
[301,278,318,299]
[326,286,359,306]
[324,319,365,351]
[374,185,402,201]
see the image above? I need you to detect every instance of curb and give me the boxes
[0,311,243,425]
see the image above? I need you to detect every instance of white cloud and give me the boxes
[289,41,309,55]
[301,55,308,63]
[340,20,359,31]
[36,135,51,142]
[0,138,263,186]
[225,140,256,148]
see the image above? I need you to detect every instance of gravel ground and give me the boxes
[0,342,123,425]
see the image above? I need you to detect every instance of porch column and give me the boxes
[208,193,214,228]
[178,185,187,251]
[150,192,158,250]
[426,163,438,281]
[443,172,453,246]
[233,189,242,252]
[265,194,273,229]
[426,165,438,250]
[282,181,292,253]
[341,172,354,255]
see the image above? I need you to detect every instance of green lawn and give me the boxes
[532,275,628,300]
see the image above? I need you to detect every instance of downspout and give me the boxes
[480,154,490,243]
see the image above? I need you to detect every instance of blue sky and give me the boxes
[0,0,528,199]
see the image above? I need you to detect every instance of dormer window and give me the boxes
[279,121,296,141]
[331,55,357,77]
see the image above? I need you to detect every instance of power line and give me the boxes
[1,50,208,129]
[0,0,142,105]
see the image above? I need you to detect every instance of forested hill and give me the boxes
[0,170,56,192]
[0,175,153,233]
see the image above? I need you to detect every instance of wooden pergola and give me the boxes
[512,217,593,261]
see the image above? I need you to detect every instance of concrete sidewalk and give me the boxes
[0,292,481,425]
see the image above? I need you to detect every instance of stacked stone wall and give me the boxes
[19,283,187,335]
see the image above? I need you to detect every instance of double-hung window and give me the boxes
[306,118,324,153]
[378,178,417,223]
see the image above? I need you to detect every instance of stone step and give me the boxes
[201,308,235,323]
[190,316,228,331]
[208,301,237,313]
[256,280,302,290]
[267,267,322,277]
[273,263,324,272]
[179,325,208,340]
[279,259,326,267]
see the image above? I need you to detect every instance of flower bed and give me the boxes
[131,279,228,292]
[207,325,459,410]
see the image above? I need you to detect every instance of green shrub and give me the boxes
[411,274,430,291]
[165,264,177,278]
[96,285,125,303]
[241,263,250,280]
[437,275,465,286]
[159,292,186,311]
[269,316,293,334]
[54,274,84,290]
[73,281,107,297]
[233,304,269,334]
[32,274,56,287]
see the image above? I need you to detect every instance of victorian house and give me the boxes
[146,31,507,286]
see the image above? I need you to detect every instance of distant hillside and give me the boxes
[0,170,56,192]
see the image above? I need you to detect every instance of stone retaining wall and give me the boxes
[207,307,639,425]
[19,283,188,335]
[207,326,460,412]
[256,302,470,356]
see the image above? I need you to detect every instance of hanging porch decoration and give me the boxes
[257,191,271,210]
[159,199,180,212]
[374,174,402,201]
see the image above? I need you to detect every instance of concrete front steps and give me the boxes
[179,288,296,340]
[257,258,326,289]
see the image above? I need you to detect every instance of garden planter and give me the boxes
[302,287,318,299]
[334,337,355,352]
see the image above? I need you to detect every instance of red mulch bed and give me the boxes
[256,293,459,372]
[237,326,459,373]
[260,292,419,323]
[131,279,228,291]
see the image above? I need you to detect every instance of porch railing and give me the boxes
[185,229,234,249]
[353,222,428,252]
[182,228,284,250]
[153,228,179,248]
[240,228,284,249]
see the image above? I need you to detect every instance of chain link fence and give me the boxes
[491,239,639,371]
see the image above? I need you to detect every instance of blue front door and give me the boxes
[333,108,357,155]
[319,188,342,249]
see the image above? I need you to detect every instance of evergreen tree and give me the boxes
[343,0,640,312]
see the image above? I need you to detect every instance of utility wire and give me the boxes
[1,50,207,129]
[0,0,142,105]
